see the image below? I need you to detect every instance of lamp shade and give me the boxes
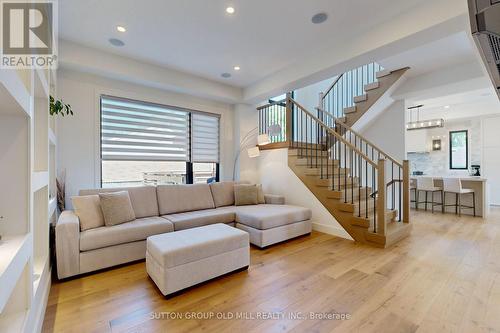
[247,146,260,158]
[257,134,271,146]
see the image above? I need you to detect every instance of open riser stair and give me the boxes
[258,63,411,248]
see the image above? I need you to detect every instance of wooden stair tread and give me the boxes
[353,94,368,103]
[364,81,380,91]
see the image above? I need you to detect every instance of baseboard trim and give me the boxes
[27,267,51,333]
[313,222,353,240]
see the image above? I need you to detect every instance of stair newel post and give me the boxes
[403,160,410,224]
[318,92,324,124]
[377,158,386,236]
[286,92,293,147]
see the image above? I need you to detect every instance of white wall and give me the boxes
[233,104,259,183]
[361,100,406,161]
[57,69,234,209]
[482,115,500,205]
[294,77,332,112]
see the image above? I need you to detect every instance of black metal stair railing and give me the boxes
[316,106,407,223]
[289,97,388,234]
[257,99,287,143]
[320,62,382,125]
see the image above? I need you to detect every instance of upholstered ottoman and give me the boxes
[146,223,249,296]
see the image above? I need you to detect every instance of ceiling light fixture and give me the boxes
[233,66,240,71]
[406,104,444,131]
[311,12,328,24]
[116,26,126,32]
[226,6,235,14]
[221,72,231,78]
[444,105,450,109]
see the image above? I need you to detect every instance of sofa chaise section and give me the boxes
[233,204,312,248]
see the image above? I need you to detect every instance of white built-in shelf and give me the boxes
[32,171,49,193]
[49,128,57,146]
[0,309,28,332]
[0,70,31,118]
[32,255,49,297]
[0,234,31,312]
[35,68,49,99]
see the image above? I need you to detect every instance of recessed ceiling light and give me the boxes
[311,12,328,24]
[444,105,450,109]
[233,66,240,71]
[116,26,126,32]
[221,72,231,78]
[109,38,125,47]
[226,6,235,14]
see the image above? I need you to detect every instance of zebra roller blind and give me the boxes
[191,113,220,163]
[101,96,190,161]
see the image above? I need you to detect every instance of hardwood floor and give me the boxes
[42,208,500,333]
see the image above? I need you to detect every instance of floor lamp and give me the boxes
[232,125,282,181]
[233,128,270,181]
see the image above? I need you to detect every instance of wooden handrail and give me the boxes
[289,98,378,168]
[256,99,286,110]
[334,119,404,168]
[322,73,344,100]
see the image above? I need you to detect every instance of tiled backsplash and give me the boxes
[407,118,481,175]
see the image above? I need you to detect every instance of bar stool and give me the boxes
[442,178,476,217]
[416,177,443,213]
[410,184,417,208]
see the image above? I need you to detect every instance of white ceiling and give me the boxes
[59,0,426,87]
[379,32,476,77]
[408,88,500,120]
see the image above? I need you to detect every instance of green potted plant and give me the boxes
[50,95,73,116]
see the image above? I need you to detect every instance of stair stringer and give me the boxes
[344,67,409,131]
[288,154,385,247]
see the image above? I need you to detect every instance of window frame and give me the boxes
[99,95,220,187]
[449,130,469,170]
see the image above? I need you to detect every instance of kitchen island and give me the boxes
[410,176,488,217]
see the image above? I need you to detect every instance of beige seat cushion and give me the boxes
[157,184,215,215]
[234,204,312,230]
[80,217,174,251]
[162,208,236,231]
[72,195,105,231]
[99,191,136,226]
[234,184,258,206]
[80,186,159,219]
[147,223,248,268]
[209,181,235,207]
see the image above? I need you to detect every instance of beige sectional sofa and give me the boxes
[56,182,312,279]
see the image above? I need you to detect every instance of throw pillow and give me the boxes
[209,181,235,207]
[257,184,266,204]
[99,191,136,226]
[234,184,258,206]
[72,195,105,231]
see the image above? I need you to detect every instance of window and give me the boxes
[449,130,468,170]
[100,96,219,187]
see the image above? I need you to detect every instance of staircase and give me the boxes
[317,63,409,128]
[258,63,411,248]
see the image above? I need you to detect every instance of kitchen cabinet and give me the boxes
[406,129,428,153]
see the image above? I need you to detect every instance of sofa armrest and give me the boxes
[264,194,285,205]
[56,210,80,279]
